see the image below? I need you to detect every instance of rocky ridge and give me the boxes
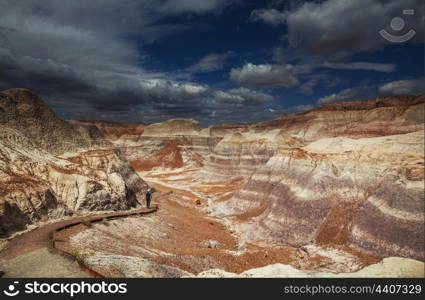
[123,94,424,263]
[0,89,148,237]
[1,89,423,277]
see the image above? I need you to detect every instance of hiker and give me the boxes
[146,188,152,208]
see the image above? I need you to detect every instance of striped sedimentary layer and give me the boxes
[0,127,147,237]
[117,95,424,262]
[253,95,424,140]
[211,131,424,260]
[0,148,147,237]
[125,136,221,173]
[198,130,293,180]
[197,95,424,182]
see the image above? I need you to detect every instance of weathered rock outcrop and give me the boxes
[215,131,424,259]
[206,123,250,138]
[0,90,148,237]
[0,89,95,154]
[195,257,424,278]
[69,120,146,143]
[1,89,423,276]
[127,94,424,262]
[254,95,424,140]
[142,118,202,137]
[0,125,147,236]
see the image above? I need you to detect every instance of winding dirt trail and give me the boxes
[0,207,157,278]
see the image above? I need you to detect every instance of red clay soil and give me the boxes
[130,140,184,171]
[215,193,234,203]
[315,203,358,246]
[234,200,269,222]
[147,181,204,202]
[150,189,380,273]
[315,203,382,267]
[6,183,381,277]
[55,191,306,275]
[99,127,144,139]
[36,186,382,276]
[191,177,246,194]
[0,176,45,197]
[55,185,378,276]
[146,169,198,179]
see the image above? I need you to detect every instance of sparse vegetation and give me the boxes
[68,249,96,262]
[81,219,92,227]
[51,231,58,242]
[101,218,109,226]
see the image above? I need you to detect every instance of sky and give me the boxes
[0,0,424,125]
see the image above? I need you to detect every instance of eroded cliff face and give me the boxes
[0,89,97,154]
[0,89,423,276]
[211,97,424,261]
[69,120,146,143]
[0,90,147,237]
[123,95,424,263]
[222,132,424,259]
[142,118,202,137]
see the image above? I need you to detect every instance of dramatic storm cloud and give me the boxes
[0,0,423,124]
[229,0,423,98]
[0,0,273,124]
[318,77,425,105]
[252,0,424,54]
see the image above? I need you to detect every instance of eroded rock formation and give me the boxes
[0,89,148,237]
[126,94,424,262]
[1,89,423,277]
[142,118,202,137]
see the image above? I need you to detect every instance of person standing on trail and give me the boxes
[146,188,152,208]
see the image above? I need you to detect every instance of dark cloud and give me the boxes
[243,0,421,91]
[1,1,422,125]
[317,77,425,105]
[229,59,395,90]
[0,0,283,125]
[321,62,396,72]
[317,85,377,105]
[298,73,340,95]
[250,8,287,26]
[379,77,425,95]
[253,0,424,55]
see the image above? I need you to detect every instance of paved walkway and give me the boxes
[0,207,157,278]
